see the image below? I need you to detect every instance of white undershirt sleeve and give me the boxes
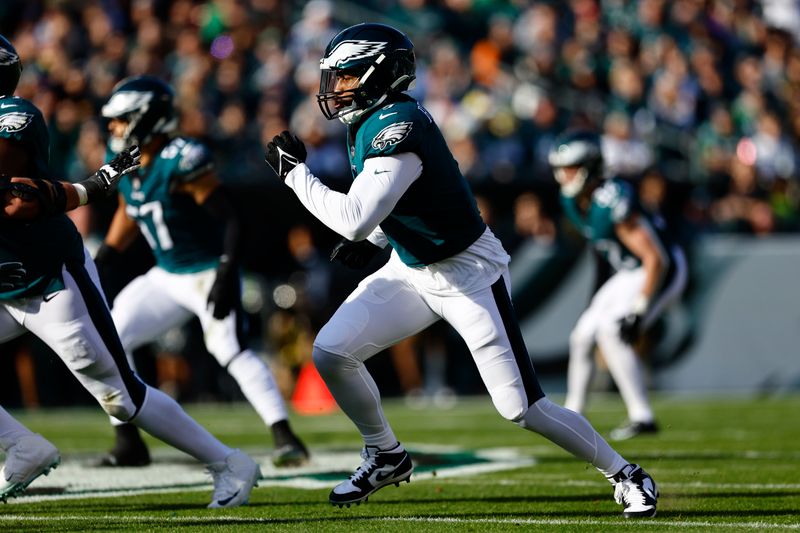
[284,152,423,242]
[365,226,389,249]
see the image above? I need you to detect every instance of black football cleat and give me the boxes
[271,442,310,467]
[609,420,659,441]
[270,420,310,467]
[96,423,151,467]
[329,443,413,507]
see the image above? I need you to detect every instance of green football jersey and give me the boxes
[560,178,674,272]
[116,136,223,273]
[0,96,84,300]
[348,95,485,267]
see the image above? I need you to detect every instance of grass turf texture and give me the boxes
[1,394,799,531]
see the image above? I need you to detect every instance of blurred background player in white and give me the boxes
[265,23,659,518]
[94,75,309,468]
[0,35,259,507]
[548,130,688,440]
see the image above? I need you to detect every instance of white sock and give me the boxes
[596,325,655,423]
[519,397,628,478]
[313,347,398,450]
[0,406,35,450]
[227,350,288,426]
[130,386,231,464]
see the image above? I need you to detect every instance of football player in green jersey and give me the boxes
[0,37,260,507]
[95,76,308,468]
[265,23,659,517]
[548,130,688,440]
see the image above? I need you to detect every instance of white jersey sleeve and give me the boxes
[284,152,422,241]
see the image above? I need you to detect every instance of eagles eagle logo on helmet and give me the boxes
[321,40,388,69]
[0,48,18,67]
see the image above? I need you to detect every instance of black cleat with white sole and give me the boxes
[610,463,659,518]
[329,443,413,507]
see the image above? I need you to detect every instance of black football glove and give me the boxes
[618,313,644,344]
[330,238,382,269]
[0,261,26,291]
[265,131,307,180]
[79,145,141,203]
[207,258,240,319]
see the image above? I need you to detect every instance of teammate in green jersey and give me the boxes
[95,76,308,468]
[0,36,259,507]
[549,130,687,440]
[265,23,660,518]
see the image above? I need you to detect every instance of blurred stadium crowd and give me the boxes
[2,0,799,406]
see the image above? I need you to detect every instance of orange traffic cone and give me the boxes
[291,362,338,415]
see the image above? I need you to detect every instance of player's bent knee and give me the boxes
[569,327,594,353]
[312,345,356,377]
[489,386,529,422]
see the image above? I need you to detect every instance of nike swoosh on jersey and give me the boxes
[0,103,16,108]
[379,112,397,119]
[373,169,390,174]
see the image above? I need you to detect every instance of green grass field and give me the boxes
[1,393,799,531]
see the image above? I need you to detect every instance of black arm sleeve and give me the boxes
[201,186,243,265]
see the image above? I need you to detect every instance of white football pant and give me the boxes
[565,246,688,422]
[109,265,287,428]
[312,229,629,477]
[0,248,231,463]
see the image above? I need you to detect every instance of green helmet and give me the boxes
[0,34,22,97]
[101,75,176,153]
[548,130,604,197]
[317,23,415,125]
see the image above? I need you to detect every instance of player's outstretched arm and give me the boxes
[73,145,141,206]
[1,146,141,220]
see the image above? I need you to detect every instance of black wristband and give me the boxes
[79,170,109,204]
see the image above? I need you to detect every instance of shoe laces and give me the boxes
[614,479,647,507]
[613,468,648,507]
[349,447,378,483]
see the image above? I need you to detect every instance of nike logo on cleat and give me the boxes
[215,490,239,507]
[374,469,396,482]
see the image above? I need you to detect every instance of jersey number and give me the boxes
[126,202,174,251]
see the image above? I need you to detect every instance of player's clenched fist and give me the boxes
[265,131,306,180]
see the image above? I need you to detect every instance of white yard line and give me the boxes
[0,515,797,530]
